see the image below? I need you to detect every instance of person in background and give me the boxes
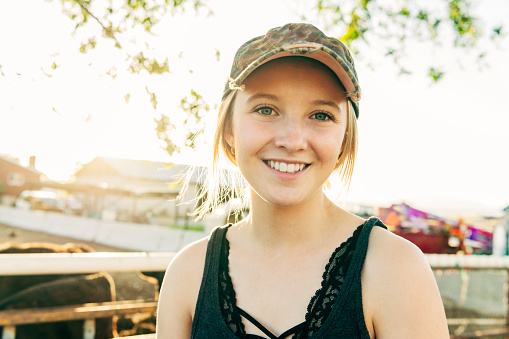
[157,23,449,338]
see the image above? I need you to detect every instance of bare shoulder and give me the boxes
[156,236,209,338]
[362,226,449,339]
[366,226,431,276]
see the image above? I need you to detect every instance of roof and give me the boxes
[0,155,43,175]
[76,157,206,184]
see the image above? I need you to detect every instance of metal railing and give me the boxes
[0,252,175,276]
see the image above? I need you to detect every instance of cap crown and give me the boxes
[223,23,361,118]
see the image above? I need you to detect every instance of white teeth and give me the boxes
[267,161,306,173]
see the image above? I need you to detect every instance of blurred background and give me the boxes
[1,0,508,249]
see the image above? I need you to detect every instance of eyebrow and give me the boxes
[246,93,280,104]
[310,99,341,110]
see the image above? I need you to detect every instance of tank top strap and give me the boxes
[347,217,386,337]
[201,224,230,288]
[191,224,232,338]
[309,217,386,338]
[352,217,386,272]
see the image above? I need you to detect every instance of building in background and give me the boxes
[70,157,205,226]
[0,155,44,206]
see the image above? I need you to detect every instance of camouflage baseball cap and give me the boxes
[222,23,361,118]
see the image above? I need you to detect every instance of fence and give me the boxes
[0,252,173,339]
[1,253,509,338]
[0,301,157,339]
[428,255,509,338]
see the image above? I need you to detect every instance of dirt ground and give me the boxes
[0,223,161,302]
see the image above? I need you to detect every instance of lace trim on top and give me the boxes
[218,228,247,337]
[301,224,363,338]
[218,222,365,339]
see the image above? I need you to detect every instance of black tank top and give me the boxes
[191,217,387,339]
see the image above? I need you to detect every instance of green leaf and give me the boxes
[146,86,158,109]
[399,7,410,17]
[429,67,444,82]
[416,10,428,22]
[79,37,97,53]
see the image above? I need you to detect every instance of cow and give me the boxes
[0,242,117,339]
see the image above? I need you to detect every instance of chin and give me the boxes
[252,186,319,209]
[262,195,308,209]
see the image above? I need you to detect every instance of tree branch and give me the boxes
[74,0,122,48]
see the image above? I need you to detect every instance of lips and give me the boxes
[264,160,309,173]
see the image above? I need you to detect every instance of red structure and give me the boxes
[379,203,492,254]
[0,155,43,203]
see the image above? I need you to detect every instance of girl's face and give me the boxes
[226,57,348,208]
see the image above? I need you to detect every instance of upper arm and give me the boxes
[156,238,208,339]
[362,228,449,339]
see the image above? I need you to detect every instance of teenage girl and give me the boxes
[157,23,449,339]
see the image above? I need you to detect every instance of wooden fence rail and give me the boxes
[0,300,157,339]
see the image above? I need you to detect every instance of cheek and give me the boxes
[233,118,272,150]
[312,128,345,160]
[319,145,343,165]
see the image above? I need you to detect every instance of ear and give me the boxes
[224,118,234,148]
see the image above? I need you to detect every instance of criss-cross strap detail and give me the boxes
[238,307,306,339]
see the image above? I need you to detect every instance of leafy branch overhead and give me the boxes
[154,90,211,156]
[314,0,504,79]
[56,0,206,75]
[53,0,503,158]
[58,0,503,80]
[54,0,211,157]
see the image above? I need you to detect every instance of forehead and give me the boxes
[243,56,346,92]
[233,57,347,109]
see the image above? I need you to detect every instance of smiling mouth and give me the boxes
[263,160,310,173]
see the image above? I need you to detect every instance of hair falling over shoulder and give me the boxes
[179,91,245,221]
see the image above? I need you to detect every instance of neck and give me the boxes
[242,188,338,253]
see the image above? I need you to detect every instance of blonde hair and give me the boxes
[188,91,245,220]
[326,99,358,191]
[186,90,358,220]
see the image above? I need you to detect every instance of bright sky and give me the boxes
[1,0,508,216]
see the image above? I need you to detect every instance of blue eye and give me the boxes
[313,112,331,121]
[257,107,273,115]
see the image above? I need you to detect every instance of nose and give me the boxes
[274,117,307,153]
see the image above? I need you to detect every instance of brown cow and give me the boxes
[0,242,118,339]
